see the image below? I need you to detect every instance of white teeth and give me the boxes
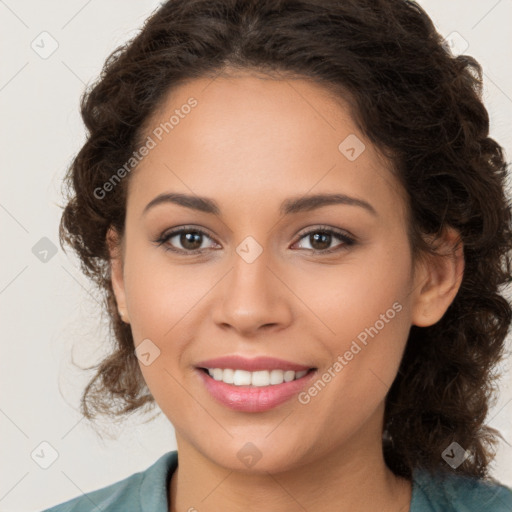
[205,368,310,386]
[212,368,223,381]
[233,369,252,386]
[222,368,234,384]
[251,370,270,387]
[269,369,284,385]
[284,370,295,382]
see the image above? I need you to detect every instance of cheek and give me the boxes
[307,243,413,406]
[308,242,412,348]
[120,244,222,404]
[121,247,200,420]
[122,242,206,340]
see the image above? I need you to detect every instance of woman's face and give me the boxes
[111,71,432,473]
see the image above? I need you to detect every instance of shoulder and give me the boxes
[412,467,512,512]
[39,451,178,512]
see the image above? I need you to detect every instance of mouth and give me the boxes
[194,356,318,412]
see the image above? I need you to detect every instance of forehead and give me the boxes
[127,73,408,223]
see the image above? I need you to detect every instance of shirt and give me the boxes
[40,450,512,511]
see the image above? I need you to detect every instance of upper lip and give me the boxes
[196,355,314,372]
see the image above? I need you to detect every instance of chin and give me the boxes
[197,436,312,475]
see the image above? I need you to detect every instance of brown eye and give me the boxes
[155,227,219,254]
[177,231,204,251]
[294,227,356,254]
[309,232,332,251]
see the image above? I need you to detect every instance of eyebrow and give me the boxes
[142,192,377,217]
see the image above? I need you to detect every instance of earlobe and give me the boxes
[107,227,130,324]
[411,226,464,327]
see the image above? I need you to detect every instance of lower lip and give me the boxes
[197,369,316,412]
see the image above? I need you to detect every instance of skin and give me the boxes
[108,70,464,512]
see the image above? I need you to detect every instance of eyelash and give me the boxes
[153,225,356,256]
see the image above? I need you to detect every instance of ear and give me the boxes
[107,226,130,324]
[411,226,464,327]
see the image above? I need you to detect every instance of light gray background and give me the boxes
[1,1,511,511]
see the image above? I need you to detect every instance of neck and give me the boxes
[168,426,412,512]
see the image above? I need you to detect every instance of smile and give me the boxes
[202,368,310,386]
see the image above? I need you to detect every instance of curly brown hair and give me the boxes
[59,0,512,480]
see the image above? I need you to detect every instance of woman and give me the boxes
[43,0,512,510]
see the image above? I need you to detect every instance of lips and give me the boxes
[195,355,317,412]
[196,355,312,372]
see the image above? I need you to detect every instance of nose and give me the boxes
[211,248,293,338]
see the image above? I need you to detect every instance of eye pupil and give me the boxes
[311,232,331,251]
[181,232,202,250]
